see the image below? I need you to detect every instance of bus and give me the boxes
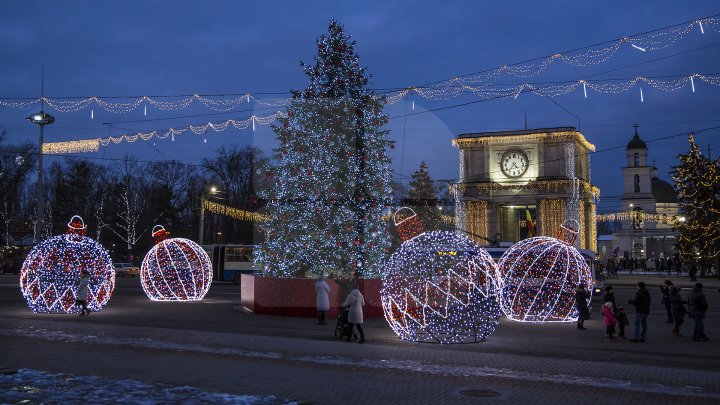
[202,244,260,284]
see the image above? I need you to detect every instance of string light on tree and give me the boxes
[140,225,213,301]
[497,221,592,323]
[381,225,501,344]
[18,215,115,314]
[255,20,394,278]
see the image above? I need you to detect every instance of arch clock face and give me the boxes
[500,150,529,178]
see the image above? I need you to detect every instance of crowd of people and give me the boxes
[575,280,710,342]
[602,256,712,280]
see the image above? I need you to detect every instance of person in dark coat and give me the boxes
[628,281,651,342]
[669,286,687,337]
[574,283,590,330]
[660,280,674,323]
[602,286,617,314]
[688,283,709,342]
[689,263,698,281]
[616,306,630,338]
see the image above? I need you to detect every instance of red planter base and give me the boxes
[240,275,383,318]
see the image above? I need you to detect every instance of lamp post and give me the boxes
[199,186,221,245]
[26,110,54,243]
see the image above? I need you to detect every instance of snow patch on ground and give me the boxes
[3,326,715,399]
[0,368,293,404]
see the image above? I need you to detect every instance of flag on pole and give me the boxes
[526,209,535,237]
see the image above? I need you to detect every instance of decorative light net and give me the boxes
[140,225,212,301]
[381,230,500,343]
[19,215,115,313]
[497,236,592,323]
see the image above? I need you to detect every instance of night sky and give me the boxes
[1,1,719,213]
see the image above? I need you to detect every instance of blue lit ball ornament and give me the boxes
[497,220,592,323]
[140,225,212,301]
[19,215,115,313]
[381,208,500,344]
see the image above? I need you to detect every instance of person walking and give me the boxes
[602,286,617,314]
[574,283,590,330]
[602,301,617,340]
[75,270,91,317]
[616,307,630,339]
[660,280,674,323]
[315,274,330,325]
[628,281,651,342]
[688,282,709,342]
[669,286,687,337]
[689,263,698,281]
[342,287,365,343]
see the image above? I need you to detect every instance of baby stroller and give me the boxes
[334,307,358,341]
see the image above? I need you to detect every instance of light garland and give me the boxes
[596,211,680,223]
[539,199,564,237]
[497,234,592,323]
[394,207,424,242]
[42,139,100,154]
[18,215,115,313]
[452,130,595,152]
[3,15,717,114]
[456,179,600,198]
[203,199,269,223]
[464,200,489,242]
[381,230,500,343]
[140,225,212,301]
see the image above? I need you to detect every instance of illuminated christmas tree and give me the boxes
[257,20,393,277]
[671,134,720,268]
[408,161,443,232]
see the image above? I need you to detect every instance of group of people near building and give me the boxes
[576,280,709,342]
[603,257,712,281]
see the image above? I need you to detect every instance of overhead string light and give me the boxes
[2,15,718,114]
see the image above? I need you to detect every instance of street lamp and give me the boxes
[199,186,222,245]
[26,110,55,243]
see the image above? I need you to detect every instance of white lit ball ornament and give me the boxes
[140,225,212,301]
[19,215,115,313]
[381,208,500,344]
[497,220,592,323]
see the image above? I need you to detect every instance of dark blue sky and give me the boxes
[1,1,719,213]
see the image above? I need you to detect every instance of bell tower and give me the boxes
[620,125,657,230]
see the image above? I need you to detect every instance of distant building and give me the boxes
[611,127,679,259]
[453,127,598,251]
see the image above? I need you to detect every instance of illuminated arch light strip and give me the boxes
[497,236,592,323]
[140,237,212,301]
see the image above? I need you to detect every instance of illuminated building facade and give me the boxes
[453,127,598,251]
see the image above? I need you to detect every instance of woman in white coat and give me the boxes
[315,275,330,325]
[342,288,365,343]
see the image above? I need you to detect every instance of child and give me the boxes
[602,301,617,340]
[616,306,630,339]
[75,270,91,317]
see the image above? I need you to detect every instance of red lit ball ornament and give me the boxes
[19,215,115,313]
[381,228,501,344]
[140,225,212,301]
[497,220,592,323]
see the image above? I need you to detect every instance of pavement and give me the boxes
[0,273,718,404]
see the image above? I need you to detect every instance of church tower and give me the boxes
[620,125,657,231]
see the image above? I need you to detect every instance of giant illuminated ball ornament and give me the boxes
[381,209,500,343]
[140,225,212,301]
[19,215,115,313]
[497,220,592,323]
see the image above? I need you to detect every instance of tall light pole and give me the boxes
[199,186,219,245]
[26,110,54,243]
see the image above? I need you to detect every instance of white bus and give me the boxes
[202,244,259,284]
